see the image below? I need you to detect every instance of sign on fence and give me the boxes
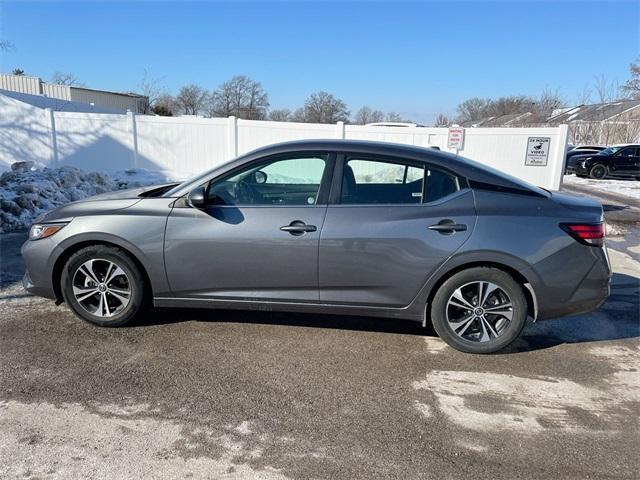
[525,137,550,166]
[447,127,465,150]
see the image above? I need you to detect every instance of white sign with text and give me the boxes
[447,127,465,150]
[525,137,551,166]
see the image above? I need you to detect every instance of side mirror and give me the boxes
[187,186,207,209]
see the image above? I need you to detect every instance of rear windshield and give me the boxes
[457,155,550,196]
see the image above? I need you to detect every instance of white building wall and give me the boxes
[42,83,71,101]
[0,74,41,95]
[69,88,144,113]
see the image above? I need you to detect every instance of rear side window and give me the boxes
[340,157,460,205]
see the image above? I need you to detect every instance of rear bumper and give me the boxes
[536,246,611,320]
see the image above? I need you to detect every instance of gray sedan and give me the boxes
[22,140,611,353]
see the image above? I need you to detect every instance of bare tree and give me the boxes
[291,107,307,122]
[11,68,25,76]
[175,85,209,115]
[138,69,166,114]
[354,106,385,124]
[50,71,83,86]
[209,75,269,119]
[0,40,14,52]
[575,83,593,105]
[301,91,349,123]
[152,94,177,116]
[484,95,536,117]
[455,97,488,123]
[268,109,292,122]
[434,114,450,127]
[621,58,640,100]
[531,88,565,121]
[593,74,620,103]
[385,112,402,122]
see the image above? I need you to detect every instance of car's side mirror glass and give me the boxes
[255,170,267,184]
[187,186,207,209]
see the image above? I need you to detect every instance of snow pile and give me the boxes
[0,164,175,233]
[563,175,640,201]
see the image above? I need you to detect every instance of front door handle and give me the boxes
[428,219,467,234]
[280,220,317,236]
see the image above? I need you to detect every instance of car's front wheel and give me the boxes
[589,164,608,179]
[61,245,147,327]
[430,267,528,354]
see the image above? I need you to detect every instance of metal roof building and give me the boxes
[546,99,640,124]
[0,73,147,113]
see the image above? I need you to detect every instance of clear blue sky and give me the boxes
[1,0,638,123]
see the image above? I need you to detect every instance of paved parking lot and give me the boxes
[0,231,638,480]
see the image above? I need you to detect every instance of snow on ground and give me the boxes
[563,174,640,201]
[0,164,181,233]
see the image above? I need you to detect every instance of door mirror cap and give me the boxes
[187,186,207,209]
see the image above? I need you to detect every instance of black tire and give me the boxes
[61,245,147,327]
[589,164,608,179]
[430,267,528,354]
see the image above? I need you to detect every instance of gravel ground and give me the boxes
[0,229,638,479]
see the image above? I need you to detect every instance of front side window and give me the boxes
[341,157,460,205]
[617,147,638,158]
[207,154,327,206]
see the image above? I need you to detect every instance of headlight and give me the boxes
[29,223,68,241]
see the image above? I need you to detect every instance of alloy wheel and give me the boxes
[591,165,606,179]
[72,259,131,317]
[445,281,513,343]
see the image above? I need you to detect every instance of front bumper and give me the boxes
[21,237,61,300]
[573,164,590,176]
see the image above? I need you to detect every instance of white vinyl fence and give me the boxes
[0,93,568,189]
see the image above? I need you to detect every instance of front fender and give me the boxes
[47,199,173,298]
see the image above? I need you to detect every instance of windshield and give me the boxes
[163,156,240,197]
[599,146,622,156]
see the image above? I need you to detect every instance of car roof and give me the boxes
[243,139,455,161]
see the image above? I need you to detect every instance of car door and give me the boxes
[319,154,475,307]
[613,147,640,176]
[164,152,333,302]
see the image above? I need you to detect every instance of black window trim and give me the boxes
[202,151,336,207]
[329,152,467,206]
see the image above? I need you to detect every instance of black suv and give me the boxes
[569,144,640,180]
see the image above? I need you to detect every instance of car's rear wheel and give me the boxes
[61,245,147,327]
[589,164,608,179]
[430,267,528,354]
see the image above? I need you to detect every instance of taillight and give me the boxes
[560,223,605,247]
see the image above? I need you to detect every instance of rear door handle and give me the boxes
[280,220,317,236]
[428,220,467,234]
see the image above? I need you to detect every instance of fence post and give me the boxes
[336,121,345,139]
[228,116,238,158]
[551,124,569,190]
[127,111,138,169]
[46,108,59,166]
